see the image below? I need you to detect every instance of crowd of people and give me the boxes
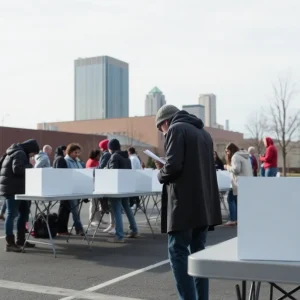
[213,137,278,227]
[0,103,279,300]
[0,138,146,252]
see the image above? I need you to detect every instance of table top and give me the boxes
[15,191,162,201]
[188,237,300,284]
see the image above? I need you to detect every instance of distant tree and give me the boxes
[269,75,300,176]
[245,110,268,155]
[146,157,156,169]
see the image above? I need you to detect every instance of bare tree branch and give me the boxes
[245,111,267,155]
[269,75,300,176]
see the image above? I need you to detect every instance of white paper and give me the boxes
[143,150,166,165]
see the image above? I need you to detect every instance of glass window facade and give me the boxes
[74,56,129,120]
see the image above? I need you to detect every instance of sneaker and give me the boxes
[107,237,124,243]
[126,232,139,238]
[57,232,72,236]
[91,222,100,227]
[224,221,237,227]
[108,228,116,235]
[76,230,85,236]
[103,225,114,233]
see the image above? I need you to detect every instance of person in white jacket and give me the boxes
[128,147,142,209]
[224,143,253,226]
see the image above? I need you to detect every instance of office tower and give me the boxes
[225,119,230,131]
[145,87,166,116]
[74,56,129,120]
[198,94,217,127]
[182,104,205,121]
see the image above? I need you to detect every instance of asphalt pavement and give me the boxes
[0,199,298,300]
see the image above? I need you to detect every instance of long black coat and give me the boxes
[0,140,39,196]
[158,111,222,233]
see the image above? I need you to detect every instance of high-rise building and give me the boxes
[74,56,129,121]
[182,104,205,121]
[198,94,217,127]
[145,87,166,116]
[225,119,230,131]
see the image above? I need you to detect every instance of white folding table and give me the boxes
[88,191,162,242]
[188,237,300,300]
[15,191,161,257]
[15,193,96,257]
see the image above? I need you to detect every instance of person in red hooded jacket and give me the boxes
[259,137,278,177]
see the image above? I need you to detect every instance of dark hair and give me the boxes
[89,149,101,160]
[66,143,81,156]
[225,143,239,165]
[55,145,67,156]
[128,147,136,155]
[214,151,223,163]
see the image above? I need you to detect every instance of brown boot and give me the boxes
[5,235,22,253]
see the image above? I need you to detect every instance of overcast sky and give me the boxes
[0,0,300,133]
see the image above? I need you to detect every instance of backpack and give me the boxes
[33,213,58,238]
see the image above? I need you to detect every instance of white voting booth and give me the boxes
[238,177,300,262]
[136,169,162,192]
[94,169,162,193]
[94,169,136,194]
[26,169,162,196]
[25,169,94,196]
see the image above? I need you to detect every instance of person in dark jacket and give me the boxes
[53,145,67,169]
[0,139,40,252]
[99,139,111,169]
[52,145,71,235]
[214,151,224,170]
[106,139,138,243]
[155,105,222,300]
[98,139,114,233]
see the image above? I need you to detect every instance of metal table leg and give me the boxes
[23,201,57,257]
[67,200,91,250]
[139,195,155,238]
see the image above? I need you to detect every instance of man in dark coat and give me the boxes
[52,145,71,235]
[155,105,222,300]
[106,139,138,242]
[0,139,40,252]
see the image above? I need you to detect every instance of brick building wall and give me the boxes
[37,116,244,156]
[0,127,106,163]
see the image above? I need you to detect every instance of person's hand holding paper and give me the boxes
[143,150,166,164]
[155,158,166,170]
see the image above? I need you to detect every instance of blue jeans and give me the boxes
[110,198,138,240]
[227,190,238,222]
[5,196,30,236]
[69,200,83,232]
[265,167,277,177]
[168,228,208,300]
[260,165,265,177]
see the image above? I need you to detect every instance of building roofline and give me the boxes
[182,104,205,108]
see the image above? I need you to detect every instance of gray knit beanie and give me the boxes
[155,105,180,128]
